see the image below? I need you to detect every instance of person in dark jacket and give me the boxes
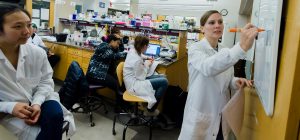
[86,34,127,112]
[101,28,125,52]
[59,61,89,110]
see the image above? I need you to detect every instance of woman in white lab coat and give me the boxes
[26,23,60,68]
[178,10,258,140]
[123,35,168,116]
[0,4,75,140]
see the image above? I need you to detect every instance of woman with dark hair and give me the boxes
[86,34,127,112]
[123,35,168,116]
[0,3,75,140]
[101,27,125,52]
[178,10,257,140]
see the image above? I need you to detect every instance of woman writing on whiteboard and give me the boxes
[178,10,256,140]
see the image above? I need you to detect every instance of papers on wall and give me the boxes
[41,8,49,20]
[146,61,159,77]
[222,89,245,138]
[32,9,40,18]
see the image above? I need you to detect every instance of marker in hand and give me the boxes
[229,28,265,32]
[150,56,154,63]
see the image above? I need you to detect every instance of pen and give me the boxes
[229,28,265,32]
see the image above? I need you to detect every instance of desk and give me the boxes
[44,40,188,106]
[44,40,188,91]
[156,57,188,92]
[44,40,188,112]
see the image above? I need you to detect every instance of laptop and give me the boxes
[144,44,161,58]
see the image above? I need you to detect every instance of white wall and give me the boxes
[54,0,84,32]
[55,0,109,19]
[137,0,213,22]
[112,0,241,22]
[55,0,83,20]
[111,0,242,48]
[83,0,109,16]
[55,0,246,48]
[54,0,110,33]
[110,0,130,11]
[213,0,242,48]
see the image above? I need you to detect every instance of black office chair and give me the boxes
[62,121,70,140]
[59,61,108,127]
[73,84,108,127]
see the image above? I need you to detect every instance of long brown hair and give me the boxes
[200,10,220,26]
[134,35,149,55]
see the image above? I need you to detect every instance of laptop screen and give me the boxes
[144,44,160,56]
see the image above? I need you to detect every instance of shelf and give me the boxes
[59,18,190,36]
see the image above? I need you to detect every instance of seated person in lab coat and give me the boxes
[123,35,168,116]
[27,23,60,68]
[0,4,75,140]
[86,34,127,112]
[178,10,257,140]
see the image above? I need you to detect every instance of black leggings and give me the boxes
[217,121,224,140]
[87,74,122,104]
[48,55,60,68]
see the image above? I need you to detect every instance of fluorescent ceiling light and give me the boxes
[110,0,130,2]
[113,3,130,6]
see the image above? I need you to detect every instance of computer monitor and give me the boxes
[144,44,160,57]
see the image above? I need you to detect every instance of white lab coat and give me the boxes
[178,38,246,140]
[26,33,46,48]
[0,44,75,140]
[123,48,157,109]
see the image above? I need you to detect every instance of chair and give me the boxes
[62,121,71,140]
[112,62,154,140]
[86,84,108,126]
[60,61,108,127]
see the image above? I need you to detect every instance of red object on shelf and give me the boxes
[115,21,126,25]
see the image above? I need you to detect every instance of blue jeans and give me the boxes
[36,100,63,140]
[146,75,168,111]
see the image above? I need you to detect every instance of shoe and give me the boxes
[143,109,160,117]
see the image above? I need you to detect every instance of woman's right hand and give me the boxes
[12,103,33,120]
[144,59,153,67]
[239,23,259,52]
[235,78,253,89]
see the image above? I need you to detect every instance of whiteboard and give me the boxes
[252,0,283,117]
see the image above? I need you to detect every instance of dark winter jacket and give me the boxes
[59,61,89,109]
